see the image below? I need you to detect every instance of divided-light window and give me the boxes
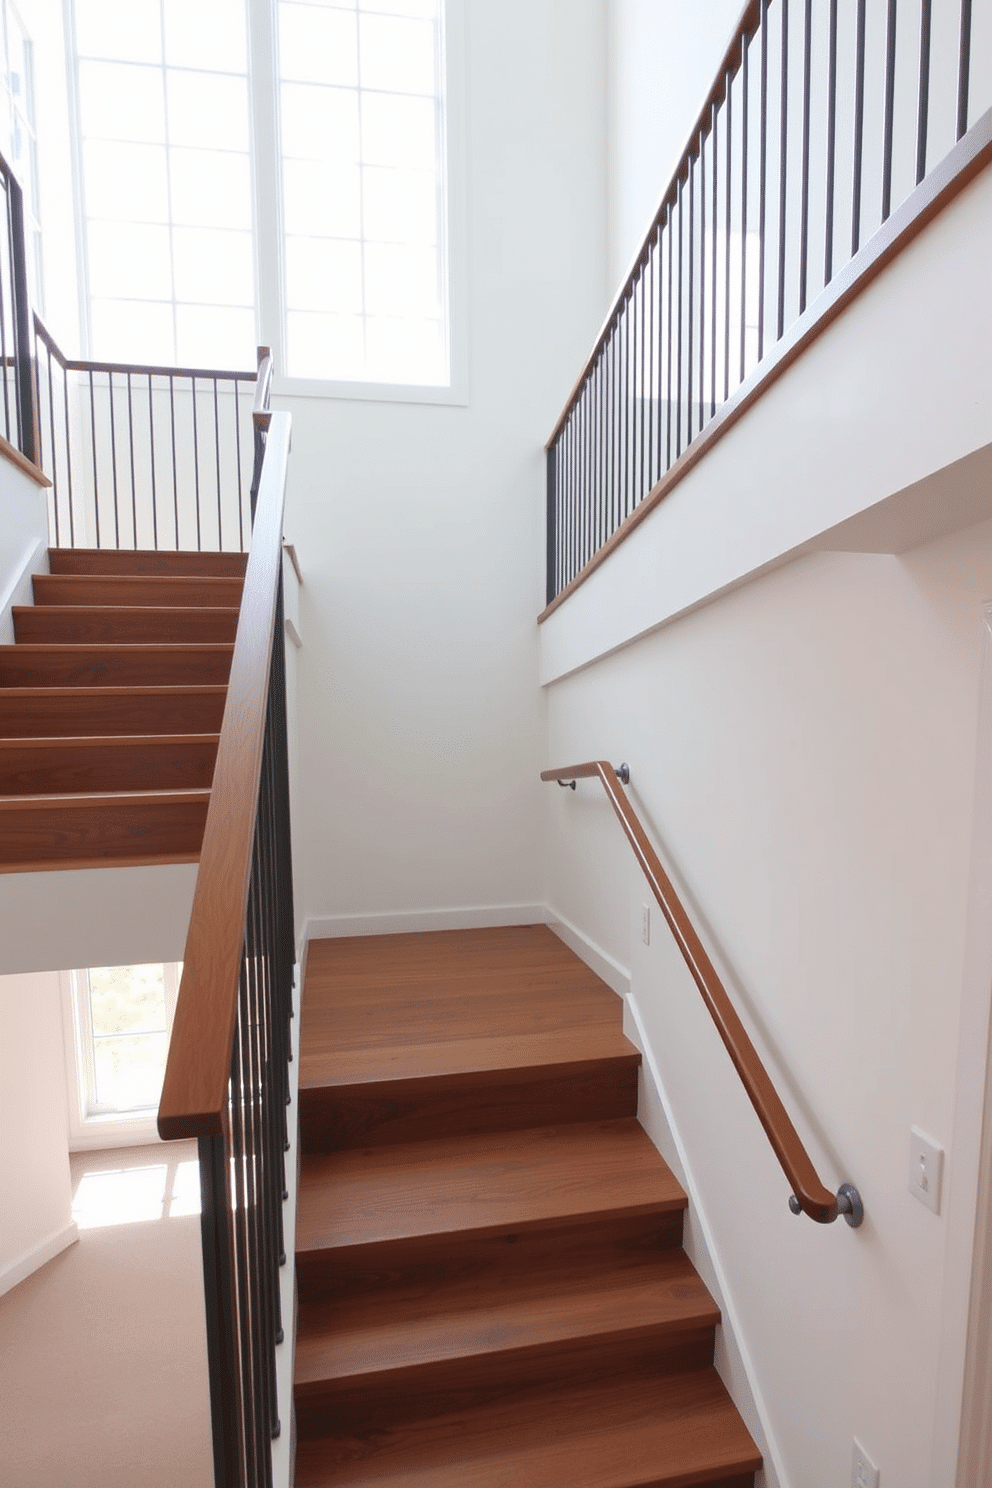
[67,0,450,388]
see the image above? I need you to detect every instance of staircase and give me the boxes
[293,925,761,1486]
[0,547,245,871]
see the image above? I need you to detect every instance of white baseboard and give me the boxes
[543,907,630,998]
[304,903,546,941]
[0,1220,79,1298]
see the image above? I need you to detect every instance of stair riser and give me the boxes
[0,740,218,795]
[297,1210,685,1306]
[48,547,248,578]
[300,1058,640,1153]
[0,691,226,737]
[0,798,207,869]
[33,574,244,608]
[0,646,234,688]
[13,607,239,644]
[295,1328,716,1439]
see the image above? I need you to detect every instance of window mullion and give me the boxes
[245,0,285,369]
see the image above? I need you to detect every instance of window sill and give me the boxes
[273,373,469,409]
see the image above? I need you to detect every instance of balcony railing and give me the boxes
[545,0,989,608]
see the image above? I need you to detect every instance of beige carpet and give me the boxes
[0,1141,213,1488]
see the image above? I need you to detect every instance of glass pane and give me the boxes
[169,147,252,229]
[83,140,169,223]
[280,83,359,162]
[88,963,167,1035]
[172,225,253,304]
[362,165,437,243]
[175,303,256,368]
[87,219,172,298]
[364,240,439,317]
[361,91,436,169]
[283,158,361,237]
[78,61,166,144]
[359,14,436,96]
[74,0,161,64]
[360,0,440,18]
[286,308,364,380]
[164,0,248,74]
[366,314,444,383]
[286,235,362,313]
[89,298,175,362]
[279,4,358,86]
[166,70,249,152]
[93,1032,168,1110]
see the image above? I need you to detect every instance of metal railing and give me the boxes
[545,0,985,606]
[33,318,258,552]
[0,146,36,461]
[543,759,863,1227]
[158,386,295,1488]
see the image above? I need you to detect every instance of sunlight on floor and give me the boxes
[72,1158,201,1229]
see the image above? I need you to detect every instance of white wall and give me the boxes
[0,970,76,1294]
[0,451,50,646]
[606,0,742,285]
[286,0,609,938]
[544,517,992,1488]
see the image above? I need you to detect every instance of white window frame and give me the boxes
[61,0,468,405]
[59,962,182,1151]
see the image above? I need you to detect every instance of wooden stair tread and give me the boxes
[293,1367,761,1487]
[33,573,244,607]
[0,684,227,737]
[48,546,248,576]
[0,642,234,687]
[12,603,239,644]
[295,1248,717,1390]
[301,1026,639,1088]
[297,1119,684,1255]
[0,735,219,795]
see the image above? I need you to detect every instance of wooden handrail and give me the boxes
[253,346,273,431]
[32,313,258,383]
[542,759,863,1227]
[157,409,291,1139]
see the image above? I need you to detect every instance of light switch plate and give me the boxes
[909,1127,943,1215]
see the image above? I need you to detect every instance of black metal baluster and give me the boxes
[958,0,973,139]
[169,375,180,549]
[88,371,100,547]
[852,0,867,254]
[667,201,675,467]
[228,984,257,1487]
[699,131,706,431]
[758,0,768,359]
[148,375,158,550]
[623,296,630,518]
[214,377,223,551]
[799,0,812,312]
[676,175,684,458]
[0,183,12,445]
[198,1130,243,1488]
[192,376,202,550]
[126,372,137,549]
[44,342,60,545]
[916,0,932,184]
[234,381,246,551]
[687,155,695,445]
[882,0,898,221]
[711,100,719,416]
[107,372,120,548]
[740,29,749,384]
[63,362,75,547]
[545,446,557,605]
[639,260,646,500]
[777,0,789,340]
[824,0,838,285]
[724,68,733,400]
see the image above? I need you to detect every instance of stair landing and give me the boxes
[294,925,760,1487]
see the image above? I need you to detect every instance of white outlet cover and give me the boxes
[853,1438,880,1488]
[909,1127,944,1215]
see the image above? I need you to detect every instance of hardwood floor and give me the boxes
[293,925,760,1487]
[0,547,244,870]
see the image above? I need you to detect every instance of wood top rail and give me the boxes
[157,409,291,1140]
[542,759,863,1228]
[32,313,258,384]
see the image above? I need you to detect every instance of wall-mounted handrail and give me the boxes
[542,758,862,1228]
